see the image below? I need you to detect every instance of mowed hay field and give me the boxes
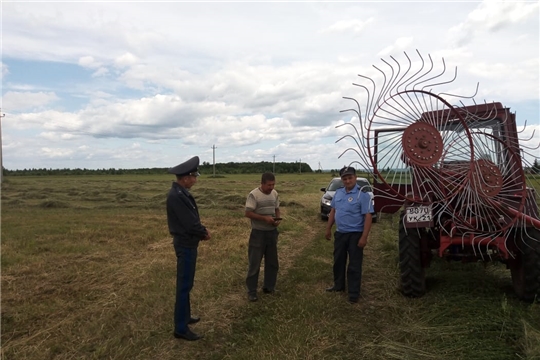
[1,173,539,360]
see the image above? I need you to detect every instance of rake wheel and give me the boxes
[402,122,443,167]
[368,90,474,204]
[445,132,527,234]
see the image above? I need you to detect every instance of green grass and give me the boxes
[1,173,539,359]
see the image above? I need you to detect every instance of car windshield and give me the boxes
[327,179,372,192]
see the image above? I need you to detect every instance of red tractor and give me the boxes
[338,52,540,301]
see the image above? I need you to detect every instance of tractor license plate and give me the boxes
[405,205,432,224]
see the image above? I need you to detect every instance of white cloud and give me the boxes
[78,56,101,69]
[321,18,374,34]
[41,147,74,158]
[2,91,59,111]
[39,132,80,141]
[92,67,109,77]
[457,56,539,103]
[115,52,138,68]
[448,1,539,46]
[468,1,538,31]
[377,37,414,57]
[1,62,9,80]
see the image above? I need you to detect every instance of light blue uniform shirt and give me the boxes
[331,185,374,233]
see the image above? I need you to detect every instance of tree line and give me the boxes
[4,159,539,177]
[199,161,314,174]
[2,161,314,176]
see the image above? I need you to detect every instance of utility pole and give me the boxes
[212,145,217,177]
[0,109,4,184]
[212,144,217,177]
[273,155,275,173]
[299,159,301,174]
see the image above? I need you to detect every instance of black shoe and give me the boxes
[188,316,200,325]
[262,288,274,294]
[174,329,203,341]
[248,294,258,302]
[326,287,344,292]
[349,297,359,304]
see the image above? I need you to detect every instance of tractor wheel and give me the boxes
[511,228,540,302]
[399,214,426,297]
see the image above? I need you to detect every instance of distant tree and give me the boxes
[533,159,540,174]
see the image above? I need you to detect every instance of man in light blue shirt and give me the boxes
[325,166,373,303]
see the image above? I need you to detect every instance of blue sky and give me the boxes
[1,1,538,171]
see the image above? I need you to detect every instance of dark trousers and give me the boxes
[333,231,364,299]
[246,228,279,295]
[173,244,197,334]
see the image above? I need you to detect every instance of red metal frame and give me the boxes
[439,233,509,259]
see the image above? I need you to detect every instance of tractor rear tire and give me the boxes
[399,214,426,297]
[511,228,540,302]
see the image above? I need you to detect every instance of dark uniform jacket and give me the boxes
[167,182,207,248]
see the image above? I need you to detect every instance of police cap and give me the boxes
[339,166,356,177]
[168,156,200,176]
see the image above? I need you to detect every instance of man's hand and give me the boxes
[325,229,332,241]
[357,236,367,248]
[203,230,211,240]
[325,209,335,241]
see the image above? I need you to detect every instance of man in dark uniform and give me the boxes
[166,156,211,341]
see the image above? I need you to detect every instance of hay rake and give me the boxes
[337,50,540,301]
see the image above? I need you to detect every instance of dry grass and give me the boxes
[1,173,539,360]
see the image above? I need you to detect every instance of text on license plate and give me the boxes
[406,205,432,223]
